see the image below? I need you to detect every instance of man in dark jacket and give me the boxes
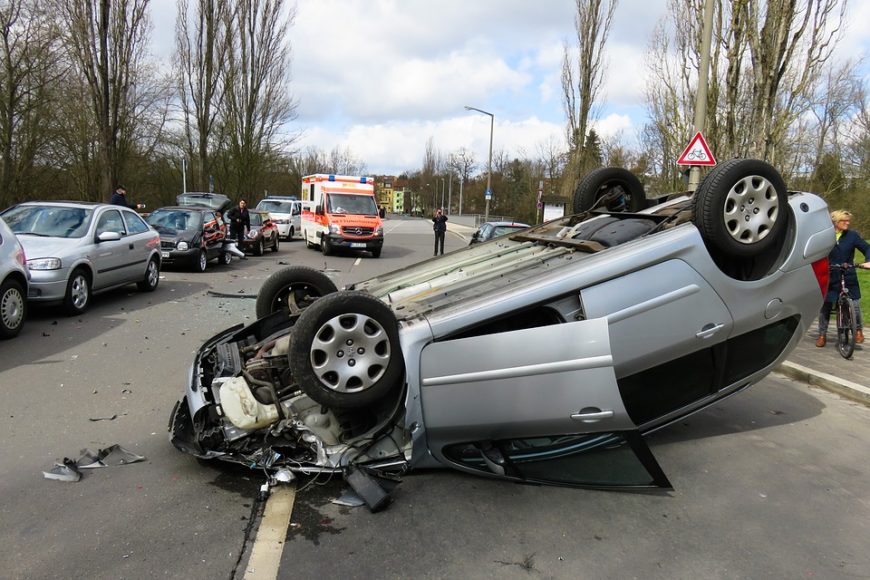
[432,208,448,256]
[816,209,870,347]
[225,199,250,241]
[110,185,143,209]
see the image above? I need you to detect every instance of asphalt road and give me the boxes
[2,217,869,579]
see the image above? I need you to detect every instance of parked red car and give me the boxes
[239,210,280,255]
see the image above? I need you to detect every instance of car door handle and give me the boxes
[570,408,614,423]
[696,323,725,339]
[128,243,134,250]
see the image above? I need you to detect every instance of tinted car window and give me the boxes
[124,212,150,234]
[146,209,202,231]
[2,206,93,238]
[257,200,294,213]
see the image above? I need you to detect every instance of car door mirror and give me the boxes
[97,231,122,242]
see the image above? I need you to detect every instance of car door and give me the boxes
[201,211,223,258]
[419,317,670,489]
[92,208,128,288]
[121,210,158,283]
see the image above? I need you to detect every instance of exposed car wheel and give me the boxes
[272,236,280,252]
[255,266,338,319]
[254,239,264,256]
[691,159,788,257]
[220,251,233,266]
[288,226,295,240]
[573,167,647,213]
[288,291,404,409]
[63,268,91,315]
[193,249,208,272]
[0,278,26,338]
[137,257,160,292]
[371,248,381,258]
[321,236,332,256]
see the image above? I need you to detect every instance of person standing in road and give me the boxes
[432,208,448,256]
[226,199,250,241]
[110,185,144,210]
[816,209,870,347]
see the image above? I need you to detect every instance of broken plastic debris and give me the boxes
[332,490,366,508]
[99,445,146,466]
[88,414,117,422]
[43,459,82,482]
[273,468,295,484]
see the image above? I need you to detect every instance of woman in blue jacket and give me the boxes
[817,210,870,347]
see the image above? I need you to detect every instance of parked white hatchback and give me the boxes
[0,201,162,315]
[0,216,29,338]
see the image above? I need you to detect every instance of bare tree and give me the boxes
[219,0,297,196]
[56,0,151,199]
[0,0,63,202]
[561,0,616,195]
[446,147,476,185]
[175,0,229,191]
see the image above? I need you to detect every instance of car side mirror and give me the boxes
[471,232,479,241]
[97,231,122,242]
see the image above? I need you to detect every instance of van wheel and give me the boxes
[371,248,381,258]
[256,266,338,319]
[321,237,332,256]
[288,291,404,409]
[288,226,295,240]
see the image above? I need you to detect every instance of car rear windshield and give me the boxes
[327,194,377,215]
[249,213,265,226]
[146,209,203,232]
[493,225,528,237]
[256,200,294,213]
[1,205,94,238]
[177,193,229,210]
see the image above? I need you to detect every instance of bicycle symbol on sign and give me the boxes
[685,149,707,161]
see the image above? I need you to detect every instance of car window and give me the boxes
[493,225,525,237]
[292,203,300,215]
[1,205,93,238]
[257,200,293,213]
[96,209,126,236]
[249,213,263,226]
[443,432,670,488]
[146,209,201,231]
[123,211,150,234]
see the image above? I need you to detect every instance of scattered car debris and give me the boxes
[88,415,117,421]
[43,445,146,481]
[206,290,256,299]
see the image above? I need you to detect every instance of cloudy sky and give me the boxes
[150,0,870,176]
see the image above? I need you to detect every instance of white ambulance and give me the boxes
[300,174,384,257]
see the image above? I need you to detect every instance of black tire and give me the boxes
[192,249,208,272]
[272,236,280,253]
[836,296,857,359]
[0,278,26,338]
[573,167,647,213]
[253,239,264,256]
[288,226,295,240]
[691,159,788,257]
[137,257,160,292]
[288,291,404,409]
[371,248,381,258]
[255,266,338,319]
[63,268,91,315]
[321,236,332,256]
[305,233,313,249]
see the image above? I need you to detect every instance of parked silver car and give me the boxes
[170,160,835,507]
[0,202,162,315]
[0,217,29,338]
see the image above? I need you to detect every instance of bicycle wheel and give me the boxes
[836,295,856,359]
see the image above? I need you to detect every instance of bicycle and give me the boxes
[829,263,866,359]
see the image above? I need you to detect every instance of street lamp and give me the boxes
[440,177,445,210]
[464,105,494,222]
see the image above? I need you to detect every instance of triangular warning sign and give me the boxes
[677,132,716,166]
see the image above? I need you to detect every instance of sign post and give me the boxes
[677,132,716,192]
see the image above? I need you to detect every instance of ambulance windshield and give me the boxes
[327,194,378,215]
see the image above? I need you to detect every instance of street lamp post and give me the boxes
[440,177,445,210]
[464,105,493,222]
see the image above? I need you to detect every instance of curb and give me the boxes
[775,360,870,406]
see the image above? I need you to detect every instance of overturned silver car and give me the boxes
[170,160,835,506]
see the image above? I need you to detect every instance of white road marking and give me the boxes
[354,257,362,266]
[244,485,296,580]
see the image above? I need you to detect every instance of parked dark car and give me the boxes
[146,206,232,272]
[0,216,29,337]
[469,220,531,245]
[1,201,161,315]
[170,160,835,507]
[239,210,280,255]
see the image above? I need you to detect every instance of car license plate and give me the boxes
[350,243,366,248]
[161,251,169,259]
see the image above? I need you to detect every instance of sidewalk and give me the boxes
[777,329,870,405]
